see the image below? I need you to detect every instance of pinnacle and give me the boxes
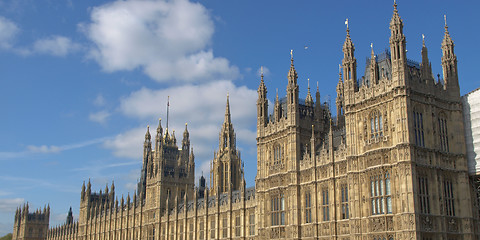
[224,94,231,125]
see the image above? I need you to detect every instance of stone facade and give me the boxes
[13,2,480,240]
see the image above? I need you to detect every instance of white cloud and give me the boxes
[0,198,24,213]
[103,127,145,159]
[83,0,238,83]
[103,80,257,184]
[89,110,110,124]
[93,94,106,107]
[32,35,80,56]
[26,145,61,153]
[0,16,19,49]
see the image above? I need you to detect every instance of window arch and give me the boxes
[371,171,392,215]
[370,110,384,139]
[413,107,425,147]
[438,113,449,152]
[273,144,283,166]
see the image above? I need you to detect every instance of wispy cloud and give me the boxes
[32,35,81,57]
[0,16,19,49]
[93,94,106,107]
[89,110,110,124]
[0,198,24,213]
[0,176,78,194]
[72,161,139,172]
[0,137,111,160]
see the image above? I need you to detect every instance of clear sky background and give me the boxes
[0,0,479,236]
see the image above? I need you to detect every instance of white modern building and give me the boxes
[463,88,480,175]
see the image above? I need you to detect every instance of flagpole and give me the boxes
[166,96,170,130]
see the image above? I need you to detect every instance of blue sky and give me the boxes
[0,0,479,236]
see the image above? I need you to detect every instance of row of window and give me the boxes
[160,214,256,240]
[369,110,449,152]
[273,174,455,226]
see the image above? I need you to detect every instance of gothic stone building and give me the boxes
[13,3,480,240]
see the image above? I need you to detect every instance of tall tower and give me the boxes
[210,95,244,195]
[12,203,50,240]
[256,51,332,239]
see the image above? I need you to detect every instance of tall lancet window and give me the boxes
[273,144,282,166]
[414,110,425,147]
[370,110,384,139]
[438,115,449,152]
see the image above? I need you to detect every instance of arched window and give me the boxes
[413,110,425,147]
[273,144,282,165]
[271,193,285,226]
[371,172,392,215]
[438,114,449,152]
[370,111,384,139]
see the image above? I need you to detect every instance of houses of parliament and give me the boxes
[12,3,480,240]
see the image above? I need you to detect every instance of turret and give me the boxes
[66,207,73,225]
[257,67,268,127]
[86,179,91,199]
[342,19,357,105]
[305,78,314,107]
[389,1,407,86]
[441,15,459,93]
[336,68,344,127]
[421,34,434,84]
[274,89,282,122]
[139,126,151,199]
[81,181,86,201]
[110,181,115,202]
[369,44,378,85]
[182,123,190,161]
[198,175,206,198]
[219,94,235,151]
[286,50,299,124]
[156,118,163,153]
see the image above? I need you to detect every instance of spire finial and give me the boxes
[393,0,397,11]
[345,18,349,30]
[224,93,231,125]
[317,81,319,91]
[307,78,310,89]
[290,49,293,60]
[422,34,425,47]
[444,14,449,33]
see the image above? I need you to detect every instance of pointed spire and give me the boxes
[224,93,231,125]
[442,14,454,47]
[182,122,190,151]
[145,125,151,141]
[390,0,404,36]
[305,78,314,107]
[258,65,267,96]
[370,43,374,57]
[391,0,401,24]
[343,18,354,51]
[441,14,458,88]
[288,49,298,85]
